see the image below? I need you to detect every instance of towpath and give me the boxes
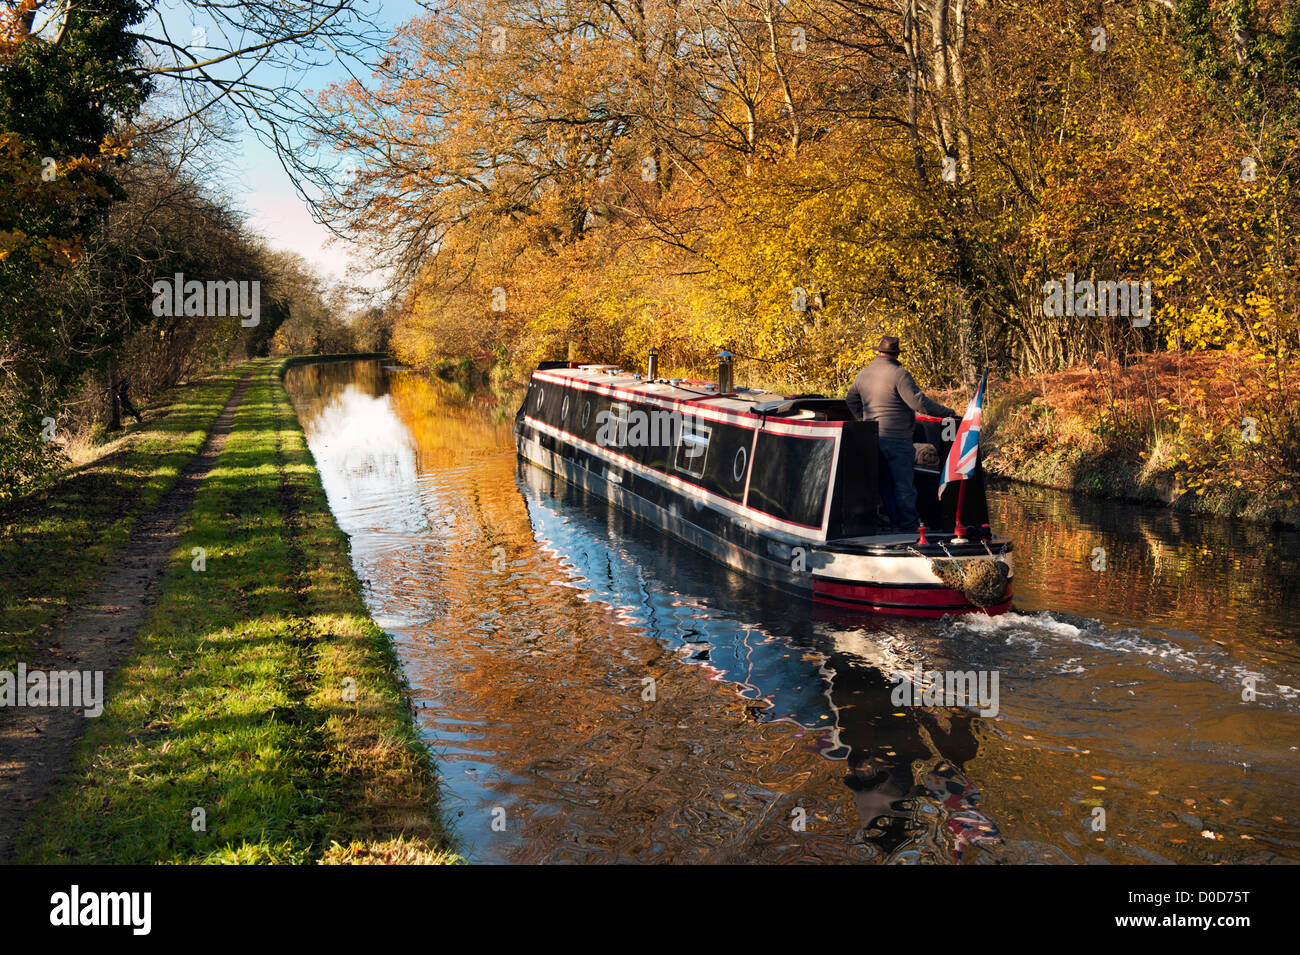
[0,373,253,862]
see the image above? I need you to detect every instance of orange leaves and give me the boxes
[0,129,111,267]
[0,2,36,60]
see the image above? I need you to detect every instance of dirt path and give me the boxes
[0,373,253,863]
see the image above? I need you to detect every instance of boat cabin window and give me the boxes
[609,402,629,447]
[674,419,711,478]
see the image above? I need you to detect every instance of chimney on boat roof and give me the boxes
[716,351,733,394]
[647,347,659,380]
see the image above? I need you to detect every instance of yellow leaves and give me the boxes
[44,235,83,262]
[0,227,25,255]
[0,228,83,265]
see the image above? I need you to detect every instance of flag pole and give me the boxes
[942,365,988,542]
[952,365,986,541]
[953,478,969,540]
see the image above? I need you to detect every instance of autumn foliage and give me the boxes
[320,0,1299,508]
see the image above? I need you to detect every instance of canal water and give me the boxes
[285,359,1300,864]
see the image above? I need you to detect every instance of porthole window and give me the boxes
[581,400,591,430]
[561,393,570,422]
[534,386,545,412]
[733,445,748,483]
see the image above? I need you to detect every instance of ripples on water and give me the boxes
[285,359,1300,864]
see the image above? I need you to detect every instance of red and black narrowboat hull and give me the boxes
[514,363,1013,618]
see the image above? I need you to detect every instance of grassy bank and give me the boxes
[17,357,457,864]
[0,366,245,675]
[944,353,1300,529]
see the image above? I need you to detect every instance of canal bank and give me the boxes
[0,365,246,678]
[12,357,457,864]
[953,357,1300,530]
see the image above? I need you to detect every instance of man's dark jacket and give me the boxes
[845,355,956,440]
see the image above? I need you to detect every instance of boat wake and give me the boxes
[945,610,1300,707]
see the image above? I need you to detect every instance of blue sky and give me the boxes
[154,0,425,291]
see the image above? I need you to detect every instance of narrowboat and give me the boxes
[513,353,1013,617]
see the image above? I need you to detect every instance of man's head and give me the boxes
[876,336,901,356]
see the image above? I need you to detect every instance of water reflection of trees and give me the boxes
[386,370,516,470]
[286,358,393,428]
[990,482,1300,643]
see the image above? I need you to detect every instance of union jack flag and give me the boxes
[939,368,987,497]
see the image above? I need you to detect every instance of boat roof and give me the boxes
[531,363,825,420]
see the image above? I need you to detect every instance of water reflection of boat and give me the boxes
[518,463,1004,860]
[514,359,1014,617]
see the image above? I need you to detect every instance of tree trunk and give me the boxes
[763,1,801,158]
[948,0,973,185]
[930,0,955,159]
[902,0,928,185]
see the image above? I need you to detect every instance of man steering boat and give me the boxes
[845,336,957,533]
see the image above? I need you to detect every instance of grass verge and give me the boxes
[0,366,245,675]
[16,357,458,864]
